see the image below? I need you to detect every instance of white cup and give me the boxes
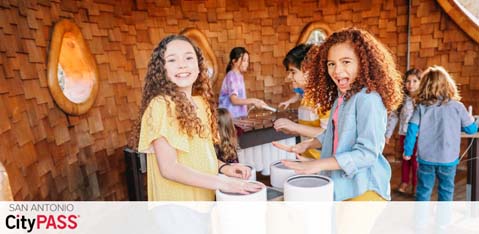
[283,174,334,201]
[270,160,297,189]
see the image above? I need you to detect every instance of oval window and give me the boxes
[297,22,332,45]
[47,20,99,115]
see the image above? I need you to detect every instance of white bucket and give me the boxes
[270,160,297,189]
[283,175,334,201]
[215,181,267,201]
[245,164,256,181]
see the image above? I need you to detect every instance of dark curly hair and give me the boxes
[304,28,403,114]
[130,35,218,149]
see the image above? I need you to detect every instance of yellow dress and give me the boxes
[138,96,218,201]
[298,97,330,159]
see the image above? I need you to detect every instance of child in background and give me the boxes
[273,28,403,201]
[274,44,330,159]
[215,108,250,179]
[385,68,422,195]
[132,35,261,201]
[216,108,240,163]
[218,47,267,118]
[403,65,477,201]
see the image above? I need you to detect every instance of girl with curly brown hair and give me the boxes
[133,35,261,201]
[273,28,403,201]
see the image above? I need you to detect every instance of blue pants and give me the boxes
[416,163,457,201]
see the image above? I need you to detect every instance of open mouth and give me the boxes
[337,77,349,88]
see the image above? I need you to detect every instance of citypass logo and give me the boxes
[5,203,79,233]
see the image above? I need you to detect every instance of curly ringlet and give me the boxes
[303,27,403,114]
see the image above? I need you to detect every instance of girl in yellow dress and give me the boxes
[131,35,261,201]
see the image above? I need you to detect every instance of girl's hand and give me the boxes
[402,153,411,161]
[221,163,251,180]
[385,137,390,145]
[274,118,298,135]
[272,141,310,155]
[250,98,267,109]
[278,100,291,110]
[218,177,263,195]
[281,159,322,174]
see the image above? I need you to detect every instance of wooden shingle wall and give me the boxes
[0,0,477,200]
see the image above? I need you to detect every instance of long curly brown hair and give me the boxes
[304,28,403,114]
[129,35,218,149]
[216,108,238,162]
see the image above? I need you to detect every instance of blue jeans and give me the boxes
[416,163,457,201]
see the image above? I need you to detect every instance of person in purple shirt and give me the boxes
[218,47,266,118]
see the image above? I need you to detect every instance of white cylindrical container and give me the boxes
[283,175,334,201]
[215,181,266,201]
[270,160,297,189]
[245,164,256,181]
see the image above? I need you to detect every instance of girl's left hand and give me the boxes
[281,159,322,174]
[221,163,251,180]
[402,153,411,161]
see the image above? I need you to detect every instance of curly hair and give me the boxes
[415,65,461,106]
[303,28,403,114]
[129,35,218,149]
[216,108,238,162]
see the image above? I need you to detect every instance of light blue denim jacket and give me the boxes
[316,88,391,201]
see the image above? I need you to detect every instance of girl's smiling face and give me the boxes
[405,74,420,94]
[164,40,200,93]
[233,53,249,72]
[286,65,307,89]
[326,42,359,94]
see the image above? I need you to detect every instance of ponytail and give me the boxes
[226,47,248,73]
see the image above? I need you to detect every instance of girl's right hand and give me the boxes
[281,159,322,175]
[218,177,263,195]
[272,141,310,155]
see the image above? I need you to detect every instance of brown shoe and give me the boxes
[397,182,409,194]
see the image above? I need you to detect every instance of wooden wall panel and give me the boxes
[0,0,477,200]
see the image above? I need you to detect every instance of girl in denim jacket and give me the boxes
[273,28,403,201]
[403,65,477,201]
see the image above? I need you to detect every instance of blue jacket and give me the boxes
[316,89,391,201]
